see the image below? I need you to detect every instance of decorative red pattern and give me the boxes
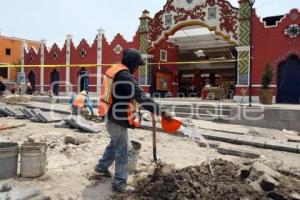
[149,0,239,43]
[217,0,238,40]
[174,5,206,23]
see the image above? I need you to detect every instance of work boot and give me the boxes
[112,185,136,194]
[94,166,112,177]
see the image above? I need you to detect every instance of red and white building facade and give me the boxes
[23,0,300,103]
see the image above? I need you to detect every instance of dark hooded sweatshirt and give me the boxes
[107,49,161,128]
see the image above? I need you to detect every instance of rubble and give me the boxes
[62,116,102,133]
[132,159,268,200]
[64,135,89,145]
[0,182,49,200]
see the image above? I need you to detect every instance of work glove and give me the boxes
[162,110,173,121]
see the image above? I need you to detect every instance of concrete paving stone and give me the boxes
[21,108,36,118]
[264,141,298,153]
[264,109,280,121]
[3,107,17,116]
[217,147,260,159]
[29,117,42,123]
[278,109,300,122]
[241,136,267,148]
[37,112,62,123]
[4,107,27,119]
[0,107,14,116]
[54,121,72,129]
[65,116,101,133]
[64,117,81,129]
[31,109,47,123]
[288,122,300,132]
[197,141,220,149]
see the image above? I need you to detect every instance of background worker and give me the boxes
[69,90,94,117]
[0,77,6,96]
[95,48,171,193]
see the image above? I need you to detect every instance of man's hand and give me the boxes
[162,111,173,121]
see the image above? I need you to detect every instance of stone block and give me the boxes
[264,141,298,153]
[250,162,282,180]
[197,141,220,149]
[0,108,13,116]
[288,122,300,132]
[217,147,260,159]
[21,108,35,118]
[37,112,62,123]
[279,110,300,122]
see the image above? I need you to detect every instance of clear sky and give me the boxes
[0,0,298,46]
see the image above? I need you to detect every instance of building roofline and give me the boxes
[0,35,42,44]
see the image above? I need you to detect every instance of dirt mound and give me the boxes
[132,159,267,200]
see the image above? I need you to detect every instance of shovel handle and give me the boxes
[0,124,26,131]
[151,113,157,163]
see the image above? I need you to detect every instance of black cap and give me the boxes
[122,48,145,73]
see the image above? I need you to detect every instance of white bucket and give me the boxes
[128,140,141,173]
[20,143,47,178]
[0,142,19,179]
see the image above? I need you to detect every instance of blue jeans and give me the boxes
[97,120,129,187]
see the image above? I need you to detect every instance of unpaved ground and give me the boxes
[0,113,300,199]
[132,159,300,200]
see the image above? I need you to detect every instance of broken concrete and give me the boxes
[0,182,49,200]
[64,135,89,145]
[290,193,300,200]
[61,116,102,133]
[260,174,280,192]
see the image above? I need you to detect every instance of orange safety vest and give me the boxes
[73,94,86,108]
[98,64,141,128]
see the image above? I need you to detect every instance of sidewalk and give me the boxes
[29,95,300,110]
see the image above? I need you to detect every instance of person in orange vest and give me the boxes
[69,90,94,117]
[95,48,171,193]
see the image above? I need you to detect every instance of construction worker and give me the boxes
[69,90,94,117]
[0,77,6,96]
[95,48,171,193]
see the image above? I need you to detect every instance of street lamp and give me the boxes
[249,0,255,107]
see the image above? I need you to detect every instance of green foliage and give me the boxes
[261,62,274,89]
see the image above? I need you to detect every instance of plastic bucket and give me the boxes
[0,142,19,179]
[128,140,141,173]
[20,143,47,178]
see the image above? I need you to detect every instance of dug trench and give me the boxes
[127,159,300,200]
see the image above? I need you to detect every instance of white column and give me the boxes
[96,28,105,94]
[40,39,46,93]
[20,40,26,73]
[66,34,72,94]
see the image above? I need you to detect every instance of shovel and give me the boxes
[151,114,164,181]
[0,124,26,131]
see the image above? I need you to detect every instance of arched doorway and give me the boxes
[50,69,60,96]
[140,0,242,98]
[77,68,89,93]
[28,70,36,92]
[277,55,300,104]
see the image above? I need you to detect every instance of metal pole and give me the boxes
[249,0,255,107]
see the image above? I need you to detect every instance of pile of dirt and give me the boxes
[131,159,300,200]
